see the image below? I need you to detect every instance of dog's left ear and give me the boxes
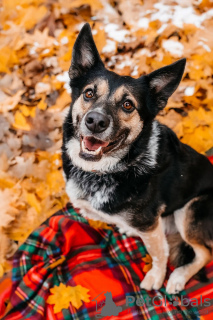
[146,58,186,115]
[69,23,104,80]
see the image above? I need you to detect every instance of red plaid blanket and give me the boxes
[0,202,213,320]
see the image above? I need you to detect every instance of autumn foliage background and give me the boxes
[0,0,213,276]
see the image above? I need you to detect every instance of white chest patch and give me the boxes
[65,178,85,204]
[66,177,116,210]
[65,178,138,236]
[88,183,116,210]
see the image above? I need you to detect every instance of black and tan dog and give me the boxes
[62,23,213,294]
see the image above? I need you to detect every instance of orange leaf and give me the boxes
[88,219,113,230]
[143,263,152,273]
[142,254,152,264]
[142,254,152,273]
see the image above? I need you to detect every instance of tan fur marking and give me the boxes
[184,197,206,245]
[113,85,138,107]
[139,217,169,291]
[175,197,205,245]
[167,233,183,267]
[148,203,167,231]
[142,204,167,232]
[84,79,109,100]
[167,243,211,294]
[120,110,143,143]
[166,198,212,294]
[72,96,86,125]
[113,86,143,142]
[96,79,109,96]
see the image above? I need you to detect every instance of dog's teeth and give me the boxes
[94,146,102,155]
[81,140,102,155]
[81,140,86,152]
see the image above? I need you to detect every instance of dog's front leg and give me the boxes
[139,217,169,291]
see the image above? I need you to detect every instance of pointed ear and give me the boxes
[146,58,186,115]
[69,23,104,80]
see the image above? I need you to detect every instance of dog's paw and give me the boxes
[140,268,165,291]
[166,269,186,294]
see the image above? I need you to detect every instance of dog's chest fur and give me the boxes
[65,167,118,210]
[65,169,143,236]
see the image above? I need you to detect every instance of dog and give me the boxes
[62,23,213,294]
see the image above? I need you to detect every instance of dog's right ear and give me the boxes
[69,23,104,80]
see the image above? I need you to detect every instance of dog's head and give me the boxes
[64,23,186,173]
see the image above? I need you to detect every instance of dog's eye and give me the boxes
[122,100,134,112]
[84,89,94,99]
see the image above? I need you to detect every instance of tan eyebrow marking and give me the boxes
[112,85,138,108]
[83,79,109,97]
[116,85,143,144]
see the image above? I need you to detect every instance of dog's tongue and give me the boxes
[83,137,109,151]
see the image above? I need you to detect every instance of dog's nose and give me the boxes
[85,111,110,133]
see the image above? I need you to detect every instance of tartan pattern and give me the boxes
[1,204,208,320]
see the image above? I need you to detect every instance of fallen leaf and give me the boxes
[0,90,24,113]
[142,254,152,273]
[88,219,113,230]
[26,192,41,214]
[13,111,31,131]
[47,283,90,313]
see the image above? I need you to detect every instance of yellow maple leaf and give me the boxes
[19,105,30,117]
[13,111,31,131]
[46,170,64,194]
[47,283,90,313]
[19,105,36,118]
[26,192,41,214]
[37,99,47,111]
[35,182,50,200]
[14,6,48,30]
[0,46,19,73]
[0,172,15,189]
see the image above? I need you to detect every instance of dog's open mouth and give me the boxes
[82,136,109,154]
[80,134,125,161]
